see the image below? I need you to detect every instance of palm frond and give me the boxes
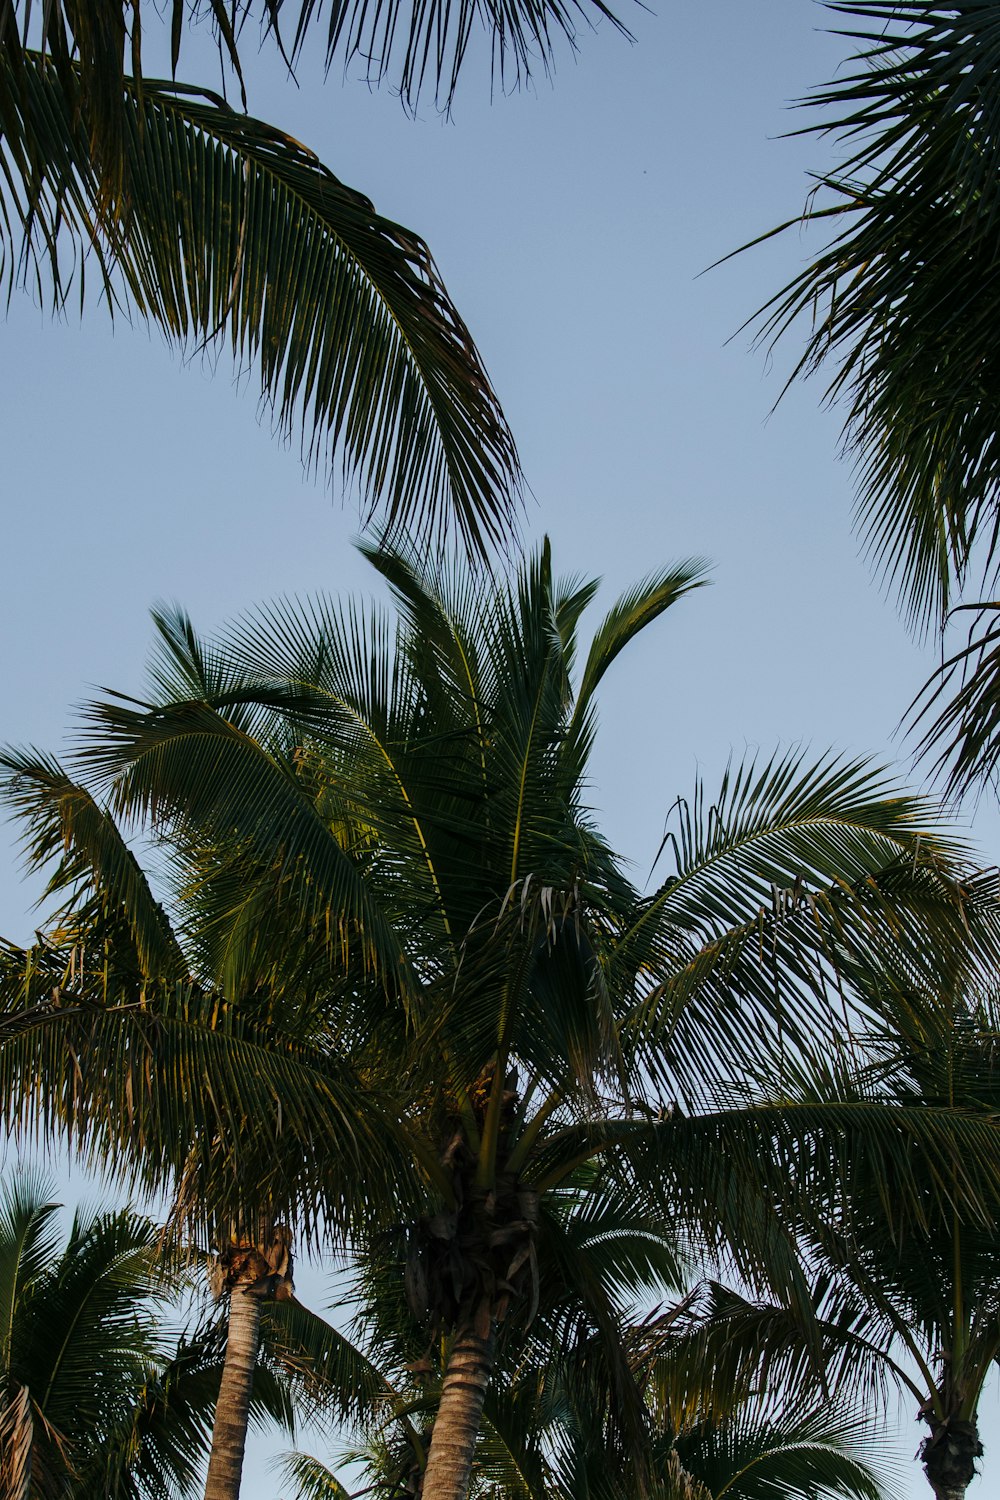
[2,50,520,555]
[274,1449,354,1499]
[615,749,983,1095]
[0,747,188,980]
[571,561,711,734]
[673,1399,891,1500]
[908,601,1000,797]
[746,1,1000,632]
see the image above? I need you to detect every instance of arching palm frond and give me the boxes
[614,748,991,1099]
[1,46,520,556]
[274,1450,354,1499]
[670,1401,889,1500]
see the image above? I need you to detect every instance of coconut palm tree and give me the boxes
[14,537,1000,1500]
[650,965,1000,1500]
[0,778,415,1500]
[0,1170,300,1498]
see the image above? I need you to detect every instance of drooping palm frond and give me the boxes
[3,0,637,129]
[1,48,520,556]
[746,2,1000,633]
[907,601,1000,797]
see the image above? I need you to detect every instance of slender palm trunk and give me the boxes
[203,1288,262,1500]
[421,1321,496,1500]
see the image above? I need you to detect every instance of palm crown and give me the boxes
[5,540,1000,1498]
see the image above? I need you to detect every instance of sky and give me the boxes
[1,0,998,1495]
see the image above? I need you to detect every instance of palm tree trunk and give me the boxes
[921,1416,983,1500]
[203,1287,262,1500]
[421,1320,496,1500]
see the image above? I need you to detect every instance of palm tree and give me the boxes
[803,978,1000,1500]
[652,967,1000,1500]
[0,1170,298,1498]
[0,771,415,1500]
[15,537,1000,1500]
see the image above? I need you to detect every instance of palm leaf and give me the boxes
[611,749,995,1097]
[2,49,520,555]
[908,600,1000,796]
[571,561,711,737]
[0,748,188,981]
[0,1173,62,1370]
[672,1400,890,1500]
[745,1,1000,632]
[274,1449,354,1499]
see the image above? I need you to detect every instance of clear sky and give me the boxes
[1,1,997,1496]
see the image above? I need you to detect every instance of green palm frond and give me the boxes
[2,49,520,555]
[746,1,1000,632]
[571,561,711,736]
[0,1174,62,1370]
[907,601,1000,796]
[615,749,984,1094]
[0,748,188,980]
[77,690,412,994]
[275,1449,354,1499]
[672,1400,890,1500]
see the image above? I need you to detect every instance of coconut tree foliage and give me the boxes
[270,1259,890,1500]
[745,3,1000,799]
[751,2,1000,631]
[6,541,1000,1496]
[0,2,529,556]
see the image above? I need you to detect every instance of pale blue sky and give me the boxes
[1,2,997,1495]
